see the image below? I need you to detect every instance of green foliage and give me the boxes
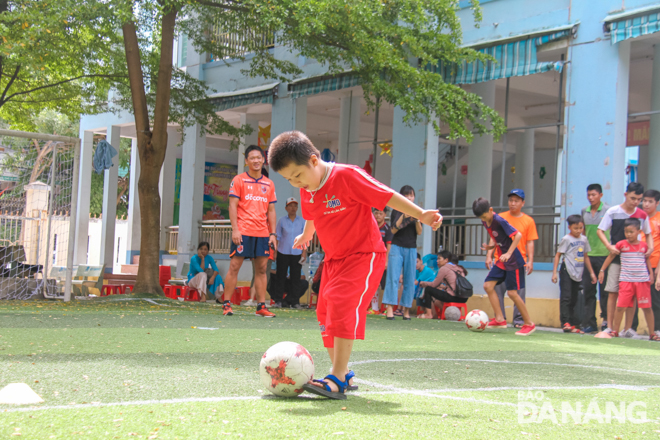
[183,0,504,141]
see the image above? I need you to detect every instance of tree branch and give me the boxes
[0,65,21,104]
[193,0,249,13]
[122,20,151,140]
[1,73,127,104]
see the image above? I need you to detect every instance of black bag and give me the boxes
[454,273,473,298]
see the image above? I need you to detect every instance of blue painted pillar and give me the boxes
[465,82,495,210]
[563,39,630,217]
[270,88,307,221]
[390,106,438,253]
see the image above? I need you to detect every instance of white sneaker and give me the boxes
[242,299,257,307]
[602,328,613,334]
[621,329,638,338]
[655,330,660,338]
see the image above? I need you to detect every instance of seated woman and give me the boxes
[187,242,224,302]
[417,250,468,319]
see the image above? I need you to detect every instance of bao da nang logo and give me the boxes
[517,391,648,424]
[323,195,341,209]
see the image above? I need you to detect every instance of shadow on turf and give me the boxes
[267,394,454,418]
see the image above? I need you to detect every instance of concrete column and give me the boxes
[270,90,307,220]
[159,129,178,252]
[465,81,496,209]
[563,40,630,218]
[74,130,94,264]
[175,123,206,276]
[125,138,140,265]
[514,129,535,211]
[238,114,260,173]
[100,126,121,272]
[647,44,660,191]
[338,92,361,165]
[391,106,437,253]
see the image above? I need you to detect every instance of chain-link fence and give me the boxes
[0,129,80,300]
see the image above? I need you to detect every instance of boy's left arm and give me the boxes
[387,192,442,230]
[584,253,597,284]
[646,233,654,258]
[268,203,278,253]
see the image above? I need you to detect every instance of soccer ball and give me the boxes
[444,306,461,321]
[259,341,315,397]
[465,309,489,332]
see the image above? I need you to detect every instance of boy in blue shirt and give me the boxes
[414,253,437,318]
[473,197,536,335]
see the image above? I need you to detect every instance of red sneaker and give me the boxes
[515,323,536,336]
[571,327,584,334]
[256,306,276,318]
[486,318,508,328]
[223,304,233,316]
[562,323,574,333]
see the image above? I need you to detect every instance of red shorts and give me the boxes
[317,252,386,348]
[617,281,652,308]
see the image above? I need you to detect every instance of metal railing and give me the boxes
[433,214,561,263]
[207,26,275,62]
[165,220,324,255]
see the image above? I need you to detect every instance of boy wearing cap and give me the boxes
[486,189,538,328]
[271,197,307,308]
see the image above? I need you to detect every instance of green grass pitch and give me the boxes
[1,298,660,439]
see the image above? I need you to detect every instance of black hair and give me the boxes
[245,145,264,159]
[437,250,468,275]
[623,218,641,230]
[472,197,491,217]
[644,189,660,202]
[417,252,421,260]
[587,183,603,193]
[626,182,644,195]
[400,185,415,197]
[197,242,210,250]
[437,250,452,260]
[261,166,269,178]
[268,131,321,171]
[373,206,389,214]
[566,214,584,226]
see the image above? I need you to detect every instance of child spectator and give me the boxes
[642,189,660,338]
[418,250,468,319]
[412,252,436,320]
[552,215,597,333]
[599,218,659,341]
[268,130,442,399]
[472,197,536,335]
[369,207,393,313]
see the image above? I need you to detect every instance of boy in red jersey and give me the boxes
[268,131,442,399]
[599,218,659,340]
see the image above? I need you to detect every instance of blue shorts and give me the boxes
[230,235,271,259]
[485,265,525,291]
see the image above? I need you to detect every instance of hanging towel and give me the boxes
[93,140,118,174]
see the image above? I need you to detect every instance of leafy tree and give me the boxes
[4,0,502,296]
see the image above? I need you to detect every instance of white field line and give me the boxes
[420,384,660,393]
[348,358,660,377]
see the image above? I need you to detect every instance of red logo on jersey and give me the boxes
[323,194,341,209]
[261,185,268,194]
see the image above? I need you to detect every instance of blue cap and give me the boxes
[508,189,525,200]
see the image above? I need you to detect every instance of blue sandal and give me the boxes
[302,374,347,400]
[346,370,358,391]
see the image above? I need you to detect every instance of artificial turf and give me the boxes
[1,297,659,439]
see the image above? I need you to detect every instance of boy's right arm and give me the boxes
[229,197,241,245]
[598,253,616,284]
[293,220,316,251]
[484,237,496,269]
[597,229,619,255]
[551,252,562,284]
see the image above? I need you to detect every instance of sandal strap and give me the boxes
[323,374,347,393]
[345,370,355,381]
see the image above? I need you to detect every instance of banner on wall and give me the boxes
[173,160,238,225]
[627,121,650,146]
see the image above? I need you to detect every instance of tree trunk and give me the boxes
[122,6,179,295]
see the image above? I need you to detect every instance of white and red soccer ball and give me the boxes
[465,309,489,332]
[259,341,315,397]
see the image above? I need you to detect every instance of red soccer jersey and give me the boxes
[228,172,276,237]
[300,164,394,260]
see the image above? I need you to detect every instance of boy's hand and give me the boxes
[419,210,443,231]
[293,233,313,250]
[499,252,512,263]
[551,273,558,284]
[232,229,243,245]
[656,279,660,291]
[590,272,597,284]
[606,244,620,255]
[485,254,493,270]
[598,271,605,284]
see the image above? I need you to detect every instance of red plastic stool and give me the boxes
[164,284,186,300]
[101,285,123,296]
[239,286,251,301]
[123,285,134,294]
[308,292,318,308]
[231,288,243,305]
[183,287,200,302]
[440,302,468,321]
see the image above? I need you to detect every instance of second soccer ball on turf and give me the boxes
[259,341,315,397]
[465,309,489,332]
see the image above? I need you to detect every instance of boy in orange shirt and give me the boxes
[643,189,660,337]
